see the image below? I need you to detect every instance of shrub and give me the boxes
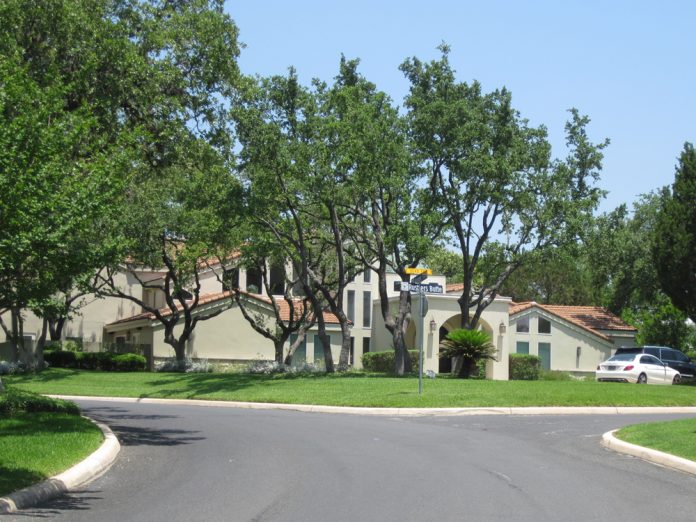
[539,370,574,381]
[112,353,147,371]
[440,329,496,379]
[0,361,27,376]
[362,350,420,374]
[44,350,77,368]
[76,352,117,371]
[155,357,212,373]
[0,388,80,417]
[509,354,541,380]
[244,360,325,375]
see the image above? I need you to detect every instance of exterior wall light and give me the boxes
[499,322,507,335]
[429,318,437,332]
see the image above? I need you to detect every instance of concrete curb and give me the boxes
[601,429,696,476]
[0,417,121,514]
[47,395,696,417]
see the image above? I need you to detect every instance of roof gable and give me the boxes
[509,302,636,341]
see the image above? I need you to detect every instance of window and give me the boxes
[363,268,371,283]
[349,337,355,365]
[347,290,355,322]
[362,337,371,354]
[516,341,529,354]
[246,266,262,293]
[538,317,551,334]
[269,263,285,295]
[362,291,372,327]
[516,316,529,333]
[222,268,239,291]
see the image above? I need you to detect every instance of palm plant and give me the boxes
[439,328,496,378]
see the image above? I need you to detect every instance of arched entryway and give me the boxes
[437,314,495,376]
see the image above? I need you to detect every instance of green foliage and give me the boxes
[0,388,79,417]
[440,329,496,360]
[509,354,541,380]
[621,294,691,349]
[45,350,146,371]
[400,46,606,329]
[112,353,147,372]
[362,350,420,374]
[44,350,77,369]
[75,352,116,371]
[653,143,696,319]
[439,329,496,378]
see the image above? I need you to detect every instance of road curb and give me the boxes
[0,417,121,514]
[601,429,696,476]
[46,395,696,416]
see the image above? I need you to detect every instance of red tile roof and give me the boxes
[106,289,343,327]
[509,302,636,341]
[446,283,465,294]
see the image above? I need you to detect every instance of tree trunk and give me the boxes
[338,321,351,368]
[457,357,475,379]
[34,317,48,368]
[317,326,334,373]
[48,316,66,341]
[274,339,284,364]
[391,291,412,376]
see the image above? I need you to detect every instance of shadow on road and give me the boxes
[10,490,103,518]
[82,406,204,446]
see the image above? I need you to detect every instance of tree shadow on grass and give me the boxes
[5,368,83,385]
[139,372,266,399]
[0,465,45,499]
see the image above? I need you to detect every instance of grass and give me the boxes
[0,390,103,497]
[616,418,696,461]
[5,368,696,408]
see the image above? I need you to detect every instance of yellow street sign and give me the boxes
[405,267,432,275]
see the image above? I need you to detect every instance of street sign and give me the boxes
[393,281,444,294]
[410,273,427,285]
[405,267,432,275]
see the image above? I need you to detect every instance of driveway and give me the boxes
[11,400,696,521]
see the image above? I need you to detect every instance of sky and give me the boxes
[226,1,695,214]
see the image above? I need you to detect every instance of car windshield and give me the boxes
[607,354,636,362]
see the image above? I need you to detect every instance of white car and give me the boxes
[596,353,682,385]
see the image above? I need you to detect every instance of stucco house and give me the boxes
[508,302,637,373]
[1,258,636,378]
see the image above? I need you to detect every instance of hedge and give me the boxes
[44,350,146,371]
[0,388,80,417]
[509,354,541,380]
[362,350,421,373]
[112,353,146,371]
[44,350,77,368]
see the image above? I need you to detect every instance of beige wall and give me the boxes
[370,294,512,380]
[509,310,615,372]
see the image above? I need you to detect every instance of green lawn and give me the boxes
[616,418,696,462]
[5,368,696,408]
[0,412,103,497]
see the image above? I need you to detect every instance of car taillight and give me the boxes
[624,365,634,371]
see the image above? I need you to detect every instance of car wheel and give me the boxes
[673,374,682,385]
[637,373,647,384]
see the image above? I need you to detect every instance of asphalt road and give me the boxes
[8,400,696,522]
